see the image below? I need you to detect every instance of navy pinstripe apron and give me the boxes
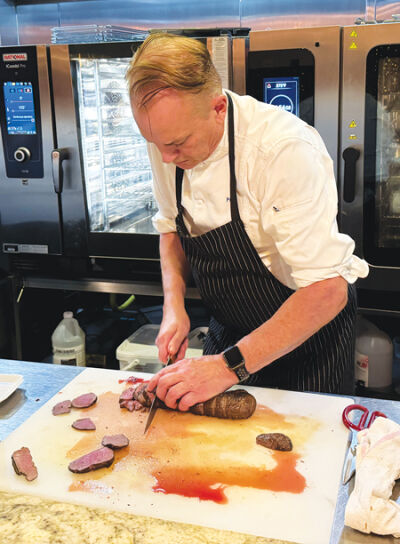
[175,94,356,394]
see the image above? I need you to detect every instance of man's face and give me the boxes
[132,89,226,170]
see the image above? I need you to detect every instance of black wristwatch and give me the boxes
[222,346,250,383]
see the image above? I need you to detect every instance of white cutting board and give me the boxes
[0,367,352,544]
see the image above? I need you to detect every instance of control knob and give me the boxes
[14,147,31,162]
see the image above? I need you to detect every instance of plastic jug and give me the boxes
[355,316,393,391]
[52,311,86,366]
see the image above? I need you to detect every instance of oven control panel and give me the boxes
[0,46,43,178]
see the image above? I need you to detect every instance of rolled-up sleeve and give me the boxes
[147,143,177,234]
[262,136,369,288]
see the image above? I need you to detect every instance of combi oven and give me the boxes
[0,32,246,279]
[247,23,400,296]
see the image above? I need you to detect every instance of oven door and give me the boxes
[50,36,235,262]
[340,23,400,291]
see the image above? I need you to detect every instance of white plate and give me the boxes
[0,374,23,403]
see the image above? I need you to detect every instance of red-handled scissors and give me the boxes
[342,404,387,484]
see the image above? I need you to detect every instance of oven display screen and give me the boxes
[263,76,299,116]
[3,81,37,135]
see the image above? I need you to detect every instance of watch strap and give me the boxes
[222,345,250,383]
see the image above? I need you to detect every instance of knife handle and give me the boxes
[166,354,177,366]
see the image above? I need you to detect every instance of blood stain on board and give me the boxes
[67,391,319,503]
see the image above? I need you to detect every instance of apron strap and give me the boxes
[226,93,240,222]
[176,166,184,213]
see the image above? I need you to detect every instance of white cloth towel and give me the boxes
[345,416,400,537]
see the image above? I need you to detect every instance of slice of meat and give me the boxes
[101,434,129,449]
[11,447,38,481]
[119,383,153,411]
[119,387,135,403]
[68,447,114,473]
[71,392,97,409]
[120,399,145,412]
[52,400,72,415]
[256,432,293,452]
[133,382,152,406]
[72,417,96,431]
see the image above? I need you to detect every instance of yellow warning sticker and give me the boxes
[350,30,358,38]
[350,42,358,50]
[349,120,357,128]
[349,134,357,140]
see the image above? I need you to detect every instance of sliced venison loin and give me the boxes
[71,392,97,409]
[101,434,129,449]
[11,447,38,481]
[256,432,293,452]
[120,383,256,420]
[68,447,114,473]
[191,389,257,419]
[72,417,96,431]
[52,400,72,415]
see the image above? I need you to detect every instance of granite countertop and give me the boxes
[1,359,400,544]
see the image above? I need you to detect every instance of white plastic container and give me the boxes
[52,311,86,366]
[116,324,207,372]
[355,316,393,391]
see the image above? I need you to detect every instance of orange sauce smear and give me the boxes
[67,392,318,504]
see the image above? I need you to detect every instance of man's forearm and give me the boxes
[159,232,191,308]
[237,276,349,374]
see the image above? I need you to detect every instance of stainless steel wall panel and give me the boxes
[232,37,247,95]
[6,0,400,46]
[58,0,240,29]
[242,0,366,30]
[0,2,18,45]
[376,1,400,21]
[16,3,60,45]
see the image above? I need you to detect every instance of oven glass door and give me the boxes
[70,46,157,238]
[365,44,400,266]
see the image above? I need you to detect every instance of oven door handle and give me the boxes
[51,148,69,195]
[342,147,360,203]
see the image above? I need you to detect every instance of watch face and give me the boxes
[224,346,244,367]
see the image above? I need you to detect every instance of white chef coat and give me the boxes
[148,90,369,290]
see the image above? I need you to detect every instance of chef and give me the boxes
[126,33,369,411]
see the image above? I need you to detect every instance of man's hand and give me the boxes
[156,306,190,364]
[147,354,238,411]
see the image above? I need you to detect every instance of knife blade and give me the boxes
[342,429,358,484]
[143,354,176,435]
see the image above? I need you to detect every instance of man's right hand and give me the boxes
[156,306,190,364]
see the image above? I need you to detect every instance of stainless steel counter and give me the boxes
[1,358,399,544]
[0,359,83,441]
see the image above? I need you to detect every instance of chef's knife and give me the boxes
[143,354,176,435]
[342,429,358,484]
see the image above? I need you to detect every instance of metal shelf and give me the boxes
[358,306,400,317]
[21,275,201,299]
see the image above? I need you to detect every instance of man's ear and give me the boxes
[212,94,227,123]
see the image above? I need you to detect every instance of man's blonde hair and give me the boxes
[126,33,222,107]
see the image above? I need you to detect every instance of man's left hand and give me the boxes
[147,354,238,411]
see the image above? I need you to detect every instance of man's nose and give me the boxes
[161,148,178,163]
